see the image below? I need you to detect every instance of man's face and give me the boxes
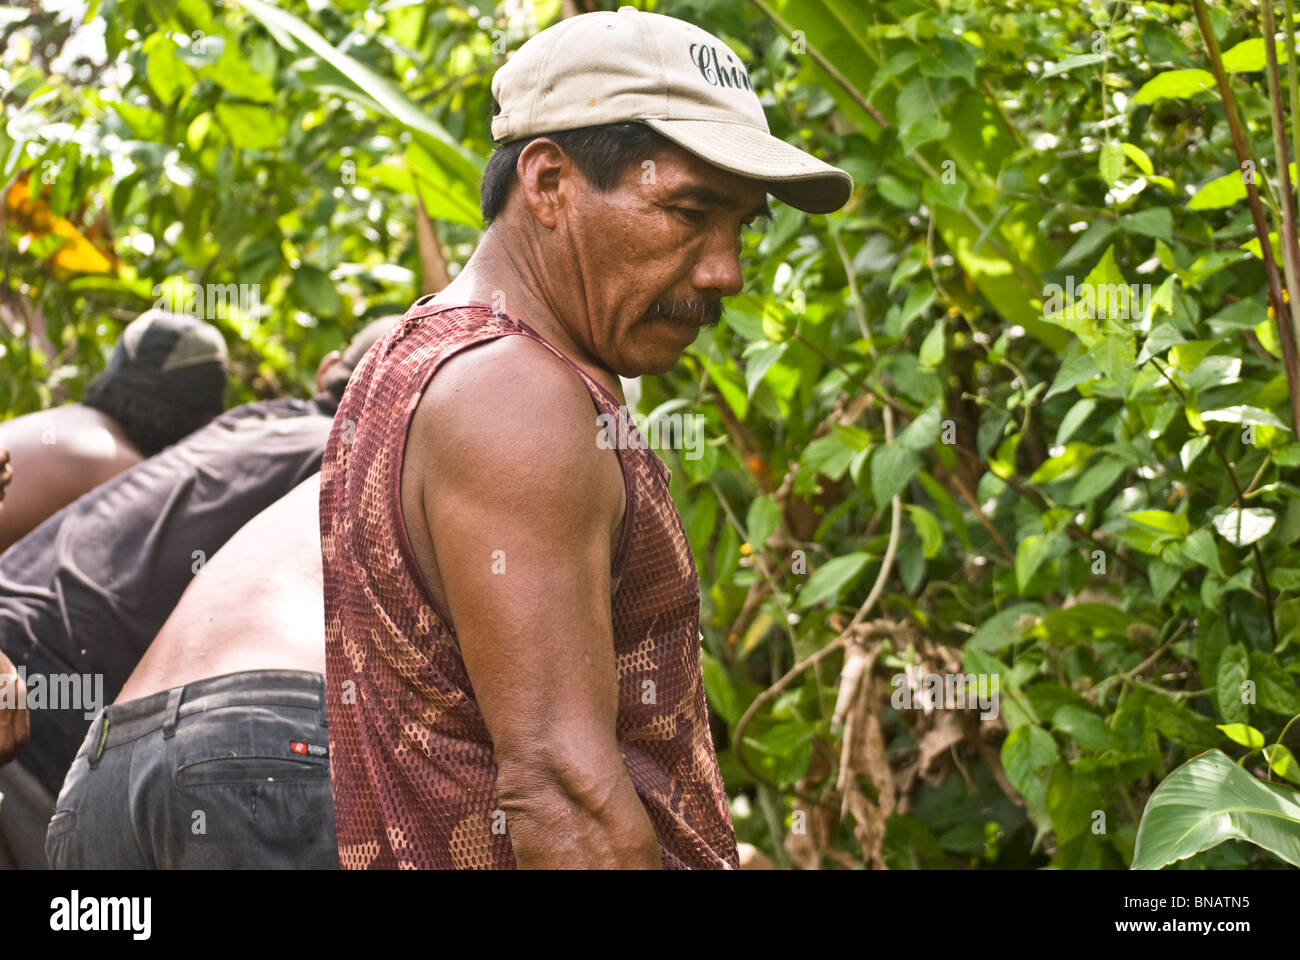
[558,140,770,376]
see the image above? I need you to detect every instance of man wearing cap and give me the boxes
[323,8,852,870]
[0,319,393,868]
[0,309,229,553]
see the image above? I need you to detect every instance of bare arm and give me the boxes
[405,337,660,869]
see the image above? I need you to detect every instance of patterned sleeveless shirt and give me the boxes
[321,299,738,869]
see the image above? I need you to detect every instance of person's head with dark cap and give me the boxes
[81,310,229,457]
[313,315,403,415]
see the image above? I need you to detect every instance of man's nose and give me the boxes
[692,234,745,299]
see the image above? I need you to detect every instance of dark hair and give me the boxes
[316,315,403,409]
[82,365,226,457]
[480,99,669,223]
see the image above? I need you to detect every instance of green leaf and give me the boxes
[1001,724,1059,828]
[1145,697,1221,751]
[876,173,918,209]
[798,432,859,486]
[899,401,942,452]
[1211,507,1277,547]
[701,652,740,727]
[1059,220,1117,267]
[1149,559,1181,603]
[1067,457,1127,505]
[291,264,341,317]
[1180,434,1210,471]
[1055,398,1097,445]
[905,504,943,558]
[1216,644,1251,725]
[1125,510,1189,538]
[870,444,922,508]
[967,603,1044,652]
[1016,534,1051,593]
[1220,38,1289,73]
[889,245,926,293]
[1130,69,1216,105]
[214,102,283,150]
[1265,744,1300,786]
[746,495,781,551]
[1137,322,1185,364]
[1217,723,1266,749]
[1132,750,1300,869]
[1091,334,1135,394]
[1045,341,1101,399]
[743,342,784,398]
[232,0,483,192]
[1053,705,1112,751]
[1029,441,1091,483]
[1099,142,1126,186]
[202,42,275,103]
[143,33,194,105]
[1188,171,1247,210]
[1248,652,1300,716]
[918,317,945,369]
[1043,52,1106,77]
[900,279,935,328]
[797,552,872,610]
[1200,405,1288,429]
[1121,142,1154,176]
[921,35,977,87]
[895,77,949,153]
[917,470,970,550]
[1183,528,1225,576]
[1121,207,1172,242]
[1195,617,1229,690]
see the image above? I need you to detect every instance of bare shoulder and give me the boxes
[408,334,618,501]
[55,405,143,470]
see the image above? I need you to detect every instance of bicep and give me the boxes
[415,347,626,770]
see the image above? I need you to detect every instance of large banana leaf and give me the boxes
[1132,749,1300,869]
[232,0,484,228]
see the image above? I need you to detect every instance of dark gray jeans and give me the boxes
[46,670,339,869]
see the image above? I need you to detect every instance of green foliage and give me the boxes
[1133,749,1300,868]
[5,0,1300,869]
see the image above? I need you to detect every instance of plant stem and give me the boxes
[1261,0,1300,421]
[1192,0,1300,439]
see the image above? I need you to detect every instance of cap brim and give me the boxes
[641,118,854,215]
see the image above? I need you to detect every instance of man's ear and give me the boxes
[315,350,343,394]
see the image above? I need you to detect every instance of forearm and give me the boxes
[498,764,662,869]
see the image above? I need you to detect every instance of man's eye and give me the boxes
[675,207,707,224]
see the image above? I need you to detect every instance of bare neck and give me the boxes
[433,224,625,405]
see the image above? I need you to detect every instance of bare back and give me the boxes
[0,404,142,551]
[115,473,325,703]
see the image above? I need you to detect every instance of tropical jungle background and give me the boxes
[4,0,1300,869]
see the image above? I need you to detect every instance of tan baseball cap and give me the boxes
[490,6,854,214]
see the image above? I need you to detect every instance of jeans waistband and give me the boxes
[89,670,327,760]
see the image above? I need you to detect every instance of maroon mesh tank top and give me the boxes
[321,299,738,869]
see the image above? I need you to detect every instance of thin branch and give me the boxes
[1192,0,1300,439]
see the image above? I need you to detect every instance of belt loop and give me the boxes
[161,686,185,739]
[318,673,328,728]
[86,711,109,769]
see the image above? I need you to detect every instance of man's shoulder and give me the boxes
[408,334,617,494]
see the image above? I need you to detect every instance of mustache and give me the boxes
[643,298,724,327]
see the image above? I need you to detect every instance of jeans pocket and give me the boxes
[175,755,325,786]
[46,809,77,838]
